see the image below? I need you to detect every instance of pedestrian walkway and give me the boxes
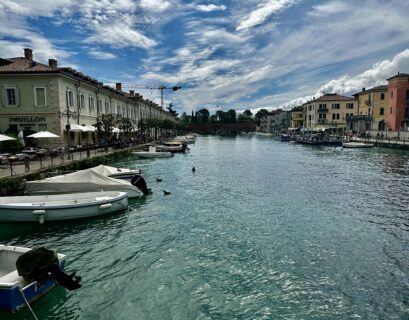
[0,147,127,178]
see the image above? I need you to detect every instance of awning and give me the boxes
[68,124,96,132]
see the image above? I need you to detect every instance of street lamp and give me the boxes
[57,109,77,159]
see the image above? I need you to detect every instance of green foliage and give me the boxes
[196,108,210,123]
[97,114,115,142]
[0,138,23,154]
[255,109,269,125]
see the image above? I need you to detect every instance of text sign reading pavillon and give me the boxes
[9,117,46,123]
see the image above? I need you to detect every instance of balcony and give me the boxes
[317,119,328,124]
[318,108,328,113]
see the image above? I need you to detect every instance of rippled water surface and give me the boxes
[1,135,408,319]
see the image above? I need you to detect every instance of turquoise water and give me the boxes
[1,135,408,319]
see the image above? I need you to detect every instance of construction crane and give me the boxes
[122,84,182,108]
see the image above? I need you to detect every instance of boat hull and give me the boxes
[343,142,374,148]
[0,192,128,222]
[132,152,173,158]
[0,245,66,312]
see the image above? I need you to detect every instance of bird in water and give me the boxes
[163,190,171,195]
[192,166,196,173]
[156,178,162,182]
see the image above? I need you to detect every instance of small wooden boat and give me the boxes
[0,245,66,312]
[342,142,375,148]
[156,144,187,153]
[0,191,128,223]
[133,146,173,158]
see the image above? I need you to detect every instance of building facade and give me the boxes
[0,48,176,148]
[302,93,357,131]
[348,85,388,133]
[259,109,289,133]
[290,107,303,129]
[386,73,409,131]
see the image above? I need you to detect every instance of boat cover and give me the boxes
[88,164,140,176]
[25,169,140,194]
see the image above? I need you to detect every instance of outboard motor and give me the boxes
[16,247,81,290]
[131,174,152,195]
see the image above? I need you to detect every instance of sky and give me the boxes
[1,0,409,115]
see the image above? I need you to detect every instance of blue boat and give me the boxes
[0,245,66,313]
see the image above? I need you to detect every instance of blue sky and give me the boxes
[1,0,409,115]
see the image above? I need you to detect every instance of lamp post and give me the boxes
[57,109,77,160]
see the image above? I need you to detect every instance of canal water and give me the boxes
[1,135,408,319]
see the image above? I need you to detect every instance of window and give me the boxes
[406,90,409,102]
[105,100,110,114]
[34,87,46,106]
[89,96,95,111]
[390,107,392,114]
[4,87,19,106]
[79,94,85,109]
[66,90,74,108]
[380,107,384,115]
[97,99,102,113]
[346,103,354,109]
[332,103,340,110]
[391,90,393,98]
[380,93,385,100]
[332,113,340,120]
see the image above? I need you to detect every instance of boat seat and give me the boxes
[0,270,21,284]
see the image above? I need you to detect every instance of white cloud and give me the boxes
[139,0,172,11]
[88,49,116,60]
[85,21,156,49]
[236,0,296,31]
[195,4,227,12]
[309,1,349,16]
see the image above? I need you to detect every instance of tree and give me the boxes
[180,112,189,124]
[238,109,254,123]
[96,114,115,144]
[116,117,134,140]
[243,109,253,117]
[166,103,178,117]
[197,108,210,123]
[255,109,269,125]
[226,109,237,123]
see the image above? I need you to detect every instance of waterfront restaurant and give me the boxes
[0,48,176,149]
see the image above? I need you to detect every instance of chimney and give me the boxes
[24,48,33,61]
[48,59,57,69]
[362,87,366,92]
[115,82,122,91]
[129,90,134,96]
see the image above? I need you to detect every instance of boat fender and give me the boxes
[33,209,46,224]
[99,203,112,209]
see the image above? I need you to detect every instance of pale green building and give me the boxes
[0,48,176,148]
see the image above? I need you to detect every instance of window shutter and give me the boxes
[15,88,20,106]
[1,89,6,106]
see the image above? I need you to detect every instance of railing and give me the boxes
[318,108,328,112]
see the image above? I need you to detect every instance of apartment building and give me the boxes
[0,48,176,147]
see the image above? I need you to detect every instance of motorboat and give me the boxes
[156,144,187,153]
[277,134,291,142]
[25,170,144,198]
[133,146,173,158]
[0,245,81,312]
[88,164,141,181]
[0,191,128,223]
[342,142,375,148]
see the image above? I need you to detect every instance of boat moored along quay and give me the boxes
[0,191,128,223]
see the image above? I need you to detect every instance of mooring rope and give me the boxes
[19,287,39,320]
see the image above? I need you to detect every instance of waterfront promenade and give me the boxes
[0,146,139,178]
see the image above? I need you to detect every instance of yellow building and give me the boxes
[351,85,388,132]
[302,93,358,131]
[290,107,303,128]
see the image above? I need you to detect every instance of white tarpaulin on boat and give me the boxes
[25,169,141,197]
[87,165,140,176]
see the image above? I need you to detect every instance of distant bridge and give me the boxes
[187,123,256,134]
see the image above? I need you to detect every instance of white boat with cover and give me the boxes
[133,146,173,158]
[25,169,144,198]
[0,191,128,223]
[88,164,141,181]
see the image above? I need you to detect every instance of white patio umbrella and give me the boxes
[27,131,60,138]
[0,133,16,142]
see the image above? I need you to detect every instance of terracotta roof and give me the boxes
[0,57,56,73]
[313,93,355,102]
[353,85,388,96]
[386,73,409,81]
